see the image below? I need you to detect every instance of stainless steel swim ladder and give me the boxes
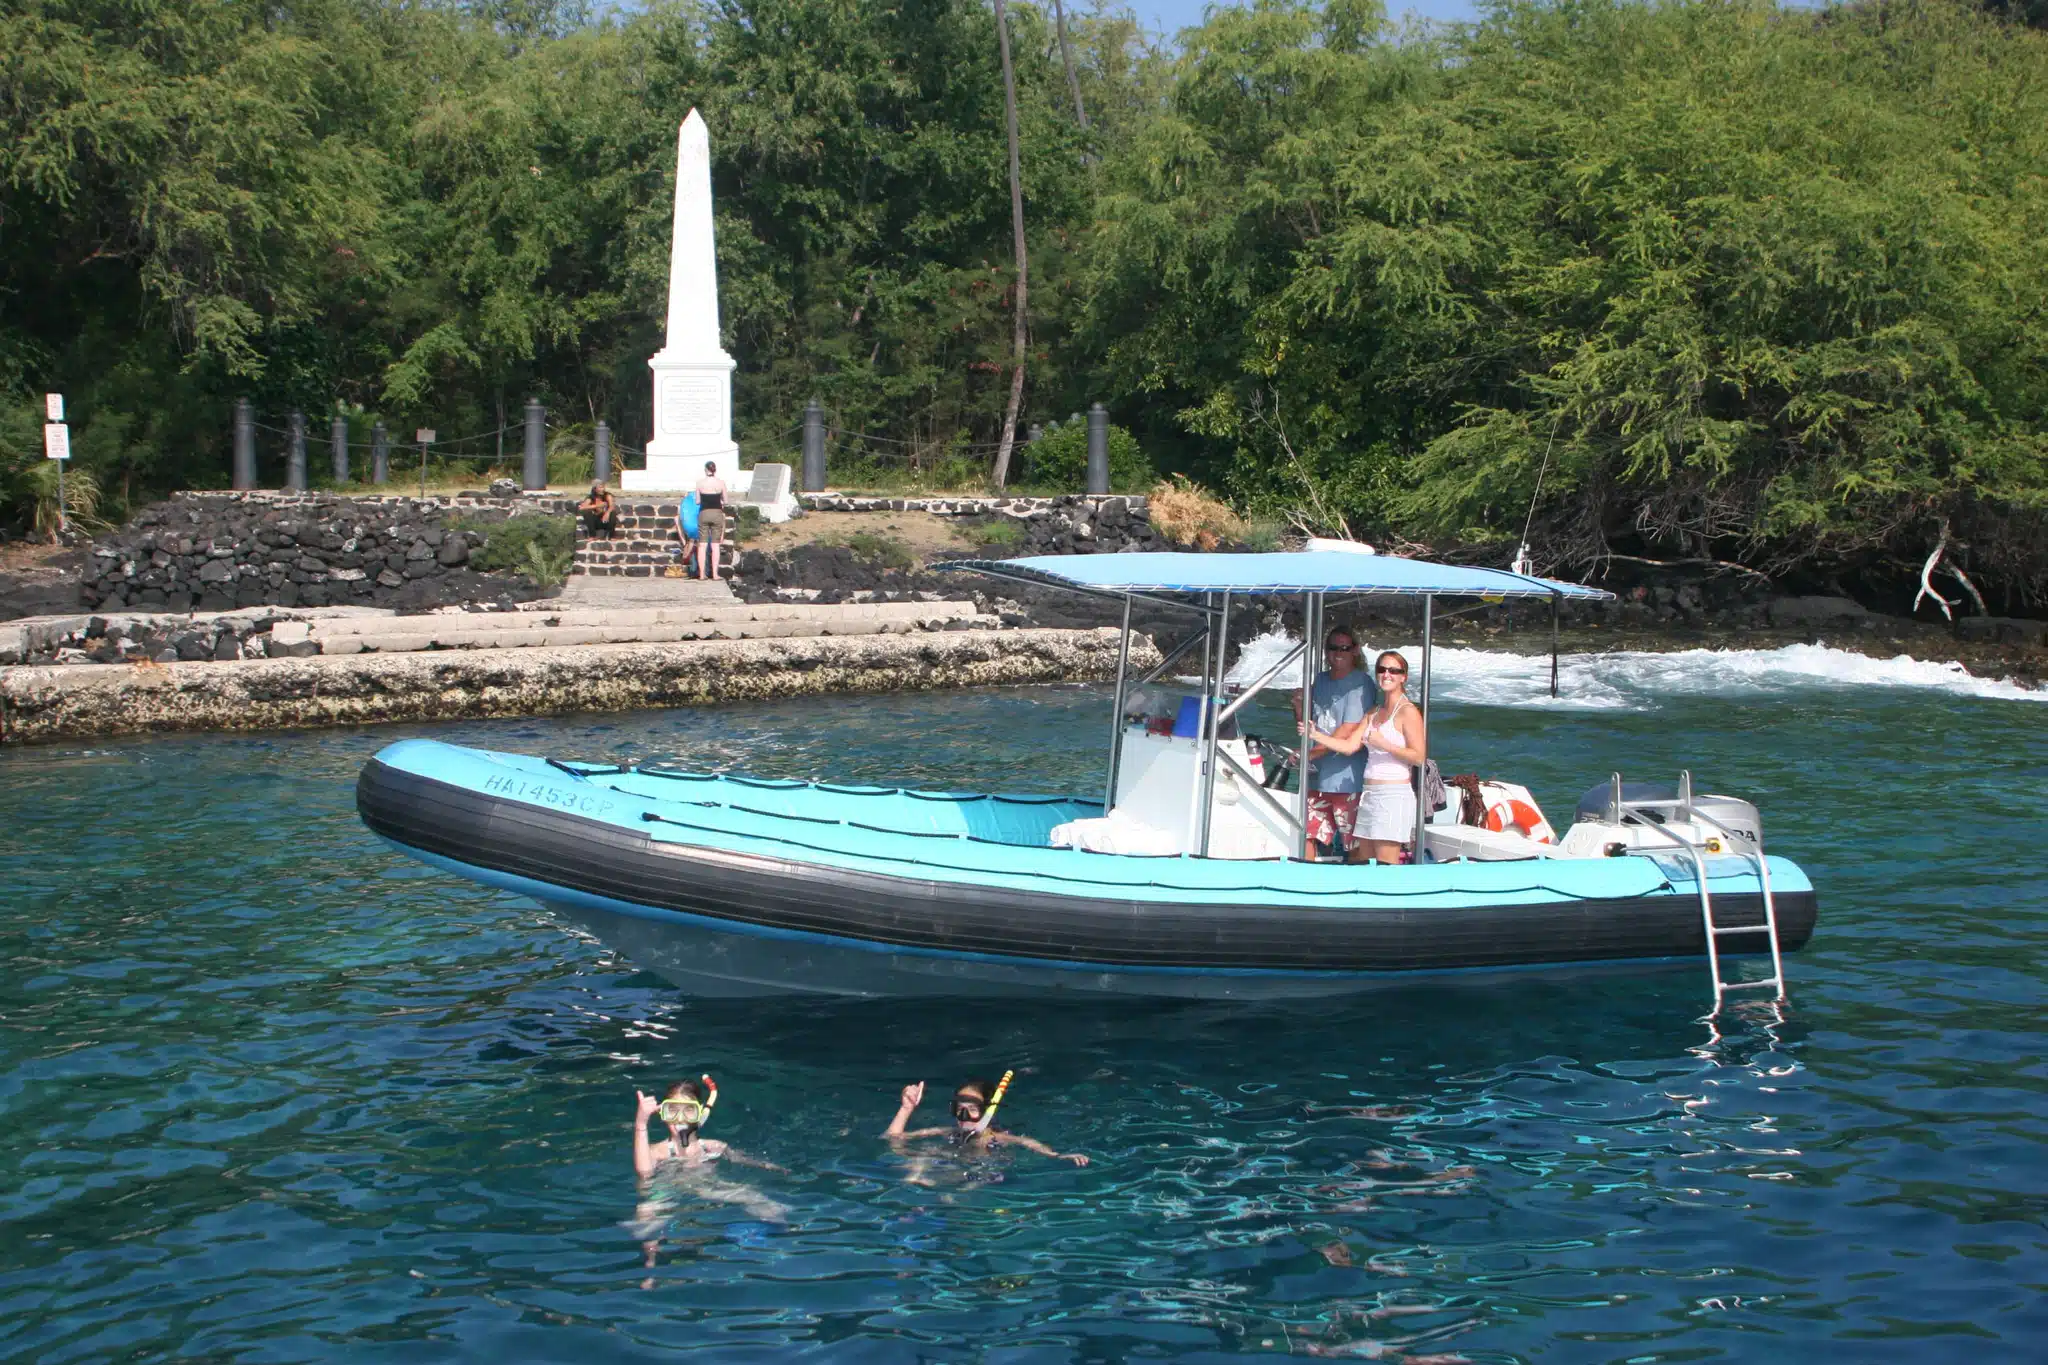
[1607,771,1787,1007]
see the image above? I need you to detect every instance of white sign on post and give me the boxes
[45,393,64,422]
[43,423,70,461]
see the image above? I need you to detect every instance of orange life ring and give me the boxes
[1484,798,1554,843]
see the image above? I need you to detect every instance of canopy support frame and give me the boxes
[1412,595,1434,860]
[1103,594,1134,810]
[1197,590,1232,856]
[1298,592,1321,860]
[1550,592,1561,698]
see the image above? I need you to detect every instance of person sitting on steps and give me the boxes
[577,481,619,540]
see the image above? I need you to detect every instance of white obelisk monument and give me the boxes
[624,109,740,491]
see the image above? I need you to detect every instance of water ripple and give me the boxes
[1,684,2043,1360]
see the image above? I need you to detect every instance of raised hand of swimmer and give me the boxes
[636,1090,659,1123]
[885,1081,932,1139]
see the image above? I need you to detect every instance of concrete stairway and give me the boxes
[571,501,728,580]
[305,599,994,654]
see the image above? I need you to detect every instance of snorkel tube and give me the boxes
[698,1074,718,1127]
[970,1070,1015,1134]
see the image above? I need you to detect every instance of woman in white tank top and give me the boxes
[1305,651,1428,864]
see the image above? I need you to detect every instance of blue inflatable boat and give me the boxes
[357,552,1818,1002]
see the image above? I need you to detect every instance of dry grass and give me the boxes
[1147,476,1244,550]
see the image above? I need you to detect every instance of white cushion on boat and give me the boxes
[1424,824,1572,862]
[1050,814,1182,856]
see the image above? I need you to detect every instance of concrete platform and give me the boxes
[0,628,1151,743]
[305,599,991,654]
[553,574,736,608]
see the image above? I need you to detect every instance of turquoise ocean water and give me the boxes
[2,642,2044,1361]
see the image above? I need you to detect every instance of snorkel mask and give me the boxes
[657,1074,718,1129]
[953,1070,1015,1135]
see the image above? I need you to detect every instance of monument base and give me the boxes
[620,448,745,493]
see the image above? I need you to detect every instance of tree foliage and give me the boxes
[3,0,2045,603]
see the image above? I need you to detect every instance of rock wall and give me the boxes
[0,628,1153,744]
[737,495,1155,602]
[79,491,565,614]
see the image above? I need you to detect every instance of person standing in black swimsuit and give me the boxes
[695,461,727,581]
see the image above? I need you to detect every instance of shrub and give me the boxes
[521,538,574,588]
[1022,421,1153,492]
[844,530,915,570]
[734,505,764,542]
[462,512,575,572]
[546,423,594,487]
[548,448,593,487]
[961,516,1023,547]
[23,460,102,539]
[1240,515,1286,552]
[1148,476,1244,550]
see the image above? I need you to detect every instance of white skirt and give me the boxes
[1358,783,1417,842]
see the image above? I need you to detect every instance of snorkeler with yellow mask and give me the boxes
[883,1074,1089,1165]
[630,1075,786,1280]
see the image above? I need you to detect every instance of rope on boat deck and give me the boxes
[631,810,1673,902]
[618,766,1101,808]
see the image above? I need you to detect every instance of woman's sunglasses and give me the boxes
[1377,666,1408,677]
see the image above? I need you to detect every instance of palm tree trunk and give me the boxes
[1052,0,1088,128]
[990,0,1029,490]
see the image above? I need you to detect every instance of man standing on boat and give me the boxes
[1295,627,1374,859]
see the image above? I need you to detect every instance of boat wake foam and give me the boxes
[1224,631,2044,711]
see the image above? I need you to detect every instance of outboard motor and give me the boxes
[1571,781,1763,850]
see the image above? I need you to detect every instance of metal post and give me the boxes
[55,450,66,536]
[1412,595,1434,860]
[801,399,827,492]
[1298,593,1320,859]
[593,420,612,484]
[371,422,389,484]
[331,413,349,485]
[419,439,428,500]
[1550,593,1561,698]
[1104,594,1134,810]
[522,397,546,490]
[1198,590,1232,855]
[233,399,256,490]
[1086,402,1109,495]
[286,410,307,492]
[1184,594,1215,852]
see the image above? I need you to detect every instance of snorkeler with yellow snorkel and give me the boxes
[883,1071,1089,1165]
[630,1074,787,1280]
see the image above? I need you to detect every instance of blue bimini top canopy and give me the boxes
[942,551,1613,601]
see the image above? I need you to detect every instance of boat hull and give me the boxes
[358,742,1817,1000]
